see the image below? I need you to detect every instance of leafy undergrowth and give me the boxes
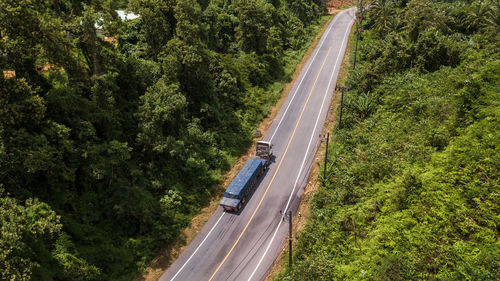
[278,0,499,280]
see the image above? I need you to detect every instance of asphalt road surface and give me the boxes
[160,9,356,281]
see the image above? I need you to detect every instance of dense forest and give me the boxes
[0,0,327,280]
[279,0,499,280]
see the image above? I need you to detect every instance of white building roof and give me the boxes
[116,10,140,21]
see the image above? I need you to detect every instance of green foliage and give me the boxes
[0,193,99,281]
[0,0,327,279]
[286,0,322,24]
[279,0,500,280]
[128,0,176,58]
[234,0,276,55]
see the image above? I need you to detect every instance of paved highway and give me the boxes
[160,9,356,281]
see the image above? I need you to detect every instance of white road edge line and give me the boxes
[169,212,226,281]
[269,14,340,143]
[247,10,354,281]
[167,13,341,281]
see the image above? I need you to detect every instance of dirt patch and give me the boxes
[327,9,344,14]
[3,70,15,78]
[135,15,336,281]
[326,0,356,14]
[264,18,354,281]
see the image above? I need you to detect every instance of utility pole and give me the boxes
[353,25,360,70]
[353,0,365,70]
[324,132,329,183]
[288,210,292,269]
[320,134,330,186]
[336,85,348,129]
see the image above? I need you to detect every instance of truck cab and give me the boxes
[256,141,273,163]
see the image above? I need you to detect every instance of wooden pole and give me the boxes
[289,210,292,268]
[339,88,345,129]
[324,133,329,186]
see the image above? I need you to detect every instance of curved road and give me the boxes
[160,9,356,281]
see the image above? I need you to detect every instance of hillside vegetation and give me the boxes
[0,0,326,280]
[278,0,499,280]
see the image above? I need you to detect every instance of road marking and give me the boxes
[268,14,341,143]
[247,13,353,281]
[208,45,335,281]
[169,212,226,281]
[165,14,341,281]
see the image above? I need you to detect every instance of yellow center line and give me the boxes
[208,45,334,281]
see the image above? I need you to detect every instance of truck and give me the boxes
[220,141,273,211]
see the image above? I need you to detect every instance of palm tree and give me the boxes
[484,0,500,30]
[351,91,376,121]
[371,0,396,36]
[463,0,493,32]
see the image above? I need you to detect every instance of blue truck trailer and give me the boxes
[220,141,273,211]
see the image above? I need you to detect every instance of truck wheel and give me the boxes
[237,202,242,211]
[242,197,246,204]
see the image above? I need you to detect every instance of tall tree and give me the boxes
[129,0,177,58]
[234,0,275,55]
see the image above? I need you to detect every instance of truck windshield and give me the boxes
[257,145,268,153]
